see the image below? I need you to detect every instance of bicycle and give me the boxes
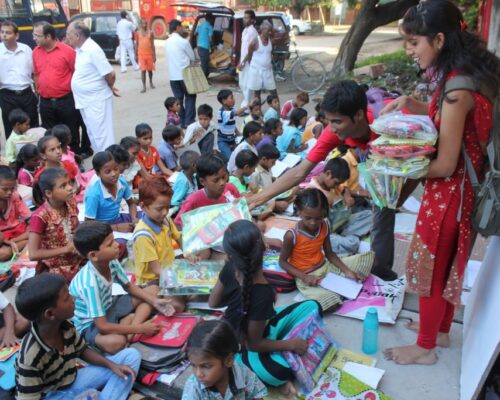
[272,41,327,94]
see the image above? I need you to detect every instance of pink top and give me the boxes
[280,100,294,119]
[0,192,31,232]
[18,168,36,186]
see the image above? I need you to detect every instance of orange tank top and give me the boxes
[137,31,153,56]
[287,220,328,271]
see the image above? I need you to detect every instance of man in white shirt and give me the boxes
[165,19,196,128]
[116,10,139,73]
[0,20,39,139]
[67,20,118,152]
[238,10,258,108]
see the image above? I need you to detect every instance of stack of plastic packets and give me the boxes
[359,112,438,209]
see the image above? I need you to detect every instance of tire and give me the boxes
[291,57,326,93]
[151,18,168,40]
[292,26,300,36]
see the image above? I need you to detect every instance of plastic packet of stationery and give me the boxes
[370,135,436,147]
[371,113,438,142]
[366,156,430,178]
[371,144,436,159]
[181,199,252,254]
[358,163,406,209]
[159,259,224,296]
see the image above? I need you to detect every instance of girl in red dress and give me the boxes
[382,0,500,365]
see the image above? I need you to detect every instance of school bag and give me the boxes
[262,251,296,293]
[442,75,500,237]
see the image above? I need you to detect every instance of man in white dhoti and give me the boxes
[67,21,118,152]
[238,10,258,108]
[116,10,139,73]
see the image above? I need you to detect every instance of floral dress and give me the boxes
[406,72,493,306]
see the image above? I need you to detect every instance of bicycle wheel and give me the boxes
[291,57,326,93]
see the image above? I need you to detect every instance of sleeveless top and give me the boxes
[287,220,329,271]
[250,36,272,69]
[137,31,153,56]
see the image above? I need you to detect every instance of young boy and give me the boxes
[263,94,280,122]
[229,149,258,194]
[227,121,263,174]
[250,143,280,191]
[136,18,156,93]
[241,99,263,131]
[164,97,181,127]
[280,91,309,120]
[171,150,199,207]
[157,125,182,173]
[174,154,240,227]
[307,158,350,206]
[182,104,218,156]
[106,144,132,176]
[69,221,176,354]
[5,109,34,164]
[216,89,247,162]
[15,273,140,400]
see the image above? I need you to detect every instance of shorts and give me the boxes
[247,65,276,91]
[81,295,134,346]
[139,54,155,71]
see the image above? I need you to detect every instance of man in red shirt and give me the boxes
[251,80,397,280]
[32,21,90,156]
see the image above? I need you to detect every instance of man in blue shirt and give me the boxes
[195,16,214,77]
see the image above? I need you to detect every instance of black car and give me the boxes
[69,10,140,61]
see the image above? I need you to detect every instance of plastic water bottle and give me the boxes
[362,307,379,354]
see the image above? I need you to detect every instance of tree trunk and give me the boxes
[331,0,419,77]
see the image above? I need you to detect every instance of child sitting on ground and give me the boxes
[276,108,309,158]
[0,285,29,348]
[29,168,85,282]
[279,189,372,313]
[171,151,199,208]
[157,125,182,173]
[250,144,280,192]
[5,109,34,164]
[280,91,309,120]
[107,144,133,177]
[182,104,218,156]
[227,121,263,174]
[229,150,258,195]
[209,220,321,397]
[174,154,240,227]
[70,221,176,354]
[16,273,141,399]
[302,103,327,143]
[307,158,350,207]
[183,320,267,400]
[165,96,181,127]
[16,144,41,187]
[338,145,372,209]
[263,94,280,122]
[84,152,138,232]
[257,118,283,151]
[120,136,147,190]
[216,89,247,162]
[0,166,30,261]
[48,124,82,168]
[241,100,263,131]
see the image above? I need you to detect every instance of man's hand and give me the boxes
[109,363,136,381]
[111,86,121,97]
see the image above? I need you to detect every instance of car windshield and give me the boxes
[0,0,28,18]
[31,0,60,16]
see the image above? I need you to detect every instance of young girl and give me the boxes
[183,320,267,400]
[84,151,138,232]
[171,150,199,208]
[302,103,327,143]
[35,135,79,185]
[382,0,500,365]
[279,189,373,312]
[120,136,147,190]
[229,150,258,195]
[227,121,263,174]
[256,118,283,151]
[164,97,181,127]
[276,108,308,159]
[136,18,156,93]
[16,144,41,187]
[29,168,85,282]
[209,220,321,397]
[0,166,30,261]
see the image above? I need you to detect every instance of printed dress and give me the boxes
[406,72,493,306]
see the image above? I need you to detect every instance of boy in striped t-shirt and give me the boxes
[69,221,174,354]
[15,273,140,400]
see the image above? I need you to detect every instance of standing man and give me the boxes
[165,19,196,128]
[67,21,118,152]
[238,10,258,108]
[194,15,213,78]
[0,20,39,139]
[116,10,139,73]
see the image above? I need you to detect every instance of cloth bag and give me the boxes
[183,65,209,94]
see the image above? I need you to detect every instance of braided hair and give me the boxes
[222,220,265,331]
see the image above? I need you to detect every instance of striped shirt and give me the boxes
[217,107,237,139]
[69,259,129,333]
[15,321,86,400]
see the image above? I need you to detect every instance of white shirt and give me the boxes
[71,38,113,109]
[116,18,135,41]
[179,121,218,155]
[165,32,195,81]
[0,292,9,311]
[0,42,33,90]
[241,25,258,63]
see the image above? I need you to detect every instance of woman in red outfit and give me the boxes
[382,0,500,365]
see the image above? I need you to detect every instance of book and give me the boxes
[320,272,363,299]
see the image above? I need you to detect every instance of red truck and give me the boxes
[139,0,197,39]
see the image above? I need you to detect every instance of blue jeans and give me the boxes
[170,80,196,127]
[45,348,141,400]
[217,135,235,163]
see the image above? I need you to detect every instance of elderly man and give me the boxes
[66,21,118,152]
[116,10,139,73]
[0,20,39,138]
[165,19,196,128]
[238,10,258,108]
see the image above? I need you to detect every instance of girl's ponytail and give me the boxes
[33,167,68,206]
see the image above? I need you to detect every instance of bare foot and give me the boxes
[405,321,450,347]
[384,344,438,365]
[279,381,296,398]
[150,83,155,89]
[140,88,146,93]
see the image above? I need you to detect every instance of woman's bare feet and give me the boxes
[279,381,297,398]
[384,344,438,365]
[405,320,450,347]
[150,82,155,89]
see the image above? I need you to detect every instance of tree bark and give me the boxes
[331,0,419,77]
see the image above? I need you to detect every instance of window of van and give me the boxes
[95,15,117,32]
[0,0,29,18]
[272,17,286,33]
[31,0,60,16]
